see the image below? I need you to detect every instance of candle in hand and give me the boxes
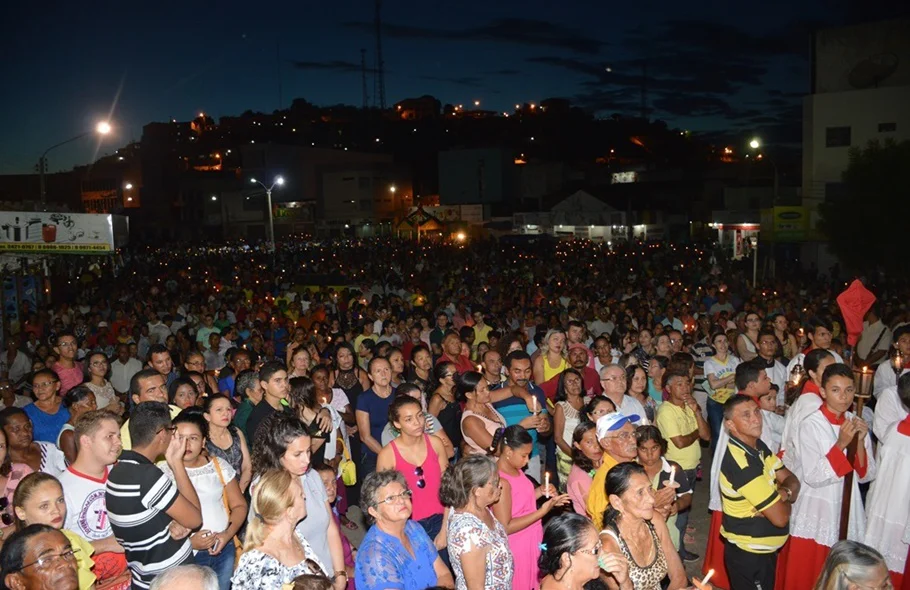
[544,472,550,498]
[532,396,538,414]
[668,465,677,486]
[702,569,715,585]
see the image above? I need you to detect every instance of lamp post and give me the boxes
[250,176,284,258]
[38,121,111,207]
[747,137,779,199]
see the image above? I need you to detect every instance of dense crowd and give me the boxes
[0,237,908,590]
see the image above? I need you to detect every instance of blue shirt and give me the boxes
[355,520,438,590]
[355,388,396,459]
[23,403,71,444]
[491,384,547,458]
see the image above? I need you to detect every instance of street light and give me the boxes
[389,185,396,193]
[749,138,761,150]
[38,121,112,206]
[250,175,285,257]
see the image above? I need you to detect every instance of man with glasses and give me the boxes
[586,411,641,529]
[106,401,202,589]
[217,348,252,398]
[599,364,649,425]
[51,331,83,396]
[0,377,31,410]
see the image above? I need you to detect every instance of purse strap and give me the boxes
[212,458,232,515]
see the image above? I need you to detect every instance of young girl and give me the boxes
[492,425,570,590]
[315,465,354,589]
[57,386,97,465]
[83,352,120,413]
[13,472,96,589]
[158,410,248,590]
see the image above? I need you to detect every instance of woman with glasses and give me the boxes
[539,513,629,590]
[812,540,893,590]
[250,413,348,590]
[584,395,616,425]
[0,524,78,590]
[23,370,70,445]
[55,387,97,465]
[493,425,570,590]
[377,396,448,551]
[440,454,513,590]
[158,410,247,590]
[184,352,219,396]
[599,462,689,590]
[232,469,330,589]
[0,408,65,478]
[355,470,454,590]
[83,352,120,413]
[12,473,95,589]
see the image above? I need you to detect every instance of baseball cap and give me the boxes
[596,411,641,439]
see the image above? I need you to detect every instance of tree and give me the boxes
[818,139,910,275]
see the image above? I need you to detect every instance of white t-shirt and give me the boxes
[60,465,115,541]
[160,458,235,548]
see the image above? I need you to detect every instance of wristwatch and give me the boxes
[333,571,348,581]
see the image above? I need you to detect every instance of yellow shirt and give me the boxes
[656,401,701,470]
[62,529,96,590]
[586,453,620,530]
[120,404,182,451]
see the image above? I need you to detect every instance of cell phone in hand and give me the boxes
[210,538,221,554]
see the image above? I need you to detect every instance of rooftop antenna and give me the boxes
[361,48,370,110]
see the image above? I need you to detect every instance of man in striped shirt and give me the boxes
[719,395,800,590]
[106,402,202,590]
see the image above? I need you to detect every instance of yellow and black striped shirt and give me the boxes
[719,436,789,554]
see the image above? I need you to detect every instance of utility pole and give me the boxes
[374,0,386,109]
[361,48,369,110]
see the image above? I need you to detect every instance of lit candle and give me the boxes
[702,569,715,585]
[544,472,550,497]
[668,465,676,486]
[860,366,872,396]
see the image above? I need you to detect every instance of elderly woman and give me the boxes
[355,470,454,590]
[440,455,513,590]
[539,513,629,590]
[814,540,892,590]
[0,524,79,590]
[0,408,65,477]
[599,462,689,590]
[232,470,329,589]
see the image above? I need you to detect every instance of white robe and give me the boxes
[787,350,844,375]
[865,419,910,574]
[780,392,823,474]
[873,363,908,399]
[872,385,909,445]
[789,410,876,546]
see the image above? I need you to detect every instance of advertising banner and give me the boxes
[0,212,128,254]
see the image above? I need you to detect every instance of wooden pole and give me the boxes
[838,394,867,540]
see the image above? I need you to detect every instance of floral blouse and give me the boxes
[231,531,327,590]
[447,509,513,590]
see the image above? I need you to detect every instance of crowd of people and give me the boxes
[0,236,908,590]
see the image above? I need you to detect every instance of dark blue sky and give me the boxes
[0,0,849,175]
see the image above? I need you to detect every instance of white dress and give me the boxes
[873,363,908,398]
[789,410,876,546]
[864,417,910,574]
[872,386,910,442]
[780,392,823,474]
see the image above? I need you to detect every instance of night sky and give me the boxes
[0,0,867,175]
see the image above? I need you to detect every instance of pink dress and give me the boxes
[499,468,542,590]
[391,435,444,521]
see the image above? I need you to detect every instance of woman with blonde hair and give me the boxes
[232,469,331,589]
[532,329,568,387]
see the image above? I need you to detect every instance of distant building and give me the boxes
[803,18,910,206]
[394,96,441,120]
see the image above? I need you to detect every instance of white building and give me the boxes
[803,18,910,207]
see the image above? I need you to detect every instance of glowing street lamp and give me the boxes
[38,120,113,206]
[749,138,761,150]
[250,175,285,257]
